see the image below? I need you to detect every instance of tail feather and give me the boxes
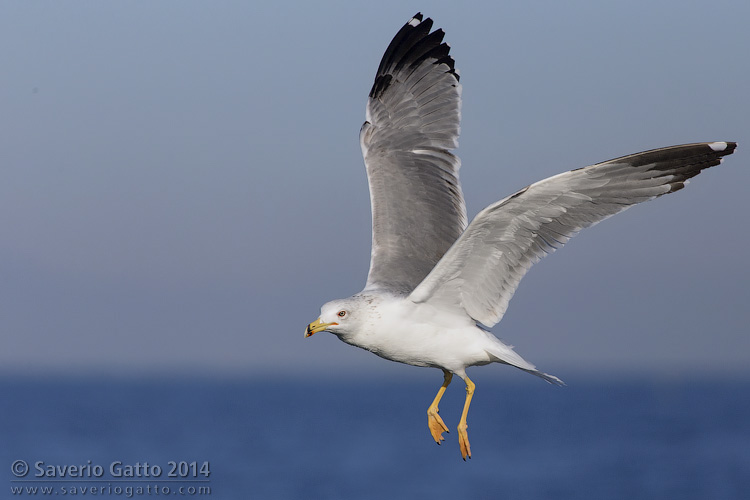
[521,367,565,386]
[484,335,565,386]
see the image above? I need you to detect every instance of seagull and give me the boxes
[305,12,737,460]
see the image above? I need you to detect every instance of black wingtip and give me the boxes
[369,13,459,99]
[632,141,738,193]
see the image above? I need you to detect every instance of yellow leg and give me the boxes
[426,370,452,444]
[457,376,475,460]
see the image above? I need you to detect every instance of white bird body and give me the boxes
[319,293,557,382]
[305,13,737,460]
[324,295,489,370]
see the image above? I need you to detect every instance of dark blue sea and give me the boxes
[3,374,749,499]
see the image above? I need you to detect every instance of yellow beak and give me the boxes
[305,318,337,337]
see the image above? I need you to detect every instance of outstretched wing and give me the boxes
[361,13,466,294]
[409,142,738,327]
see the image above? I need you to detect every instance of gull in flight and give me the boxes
[305,12,737,460]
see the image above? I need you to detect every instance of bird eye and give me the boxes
[337,310,347,318]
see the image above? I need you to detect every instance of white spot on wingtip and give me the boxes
[408,17,420,27]
[708,141,727,151]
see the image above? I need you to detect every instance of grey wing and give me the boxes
[409,142,738,327]
[361,13,466,295]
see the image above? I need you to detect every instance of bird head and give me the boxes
[305,294,381,339]
[305,299,352,337]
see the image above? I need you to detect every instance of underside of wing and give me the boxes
[409,142,737,327]
[361,13,466,294]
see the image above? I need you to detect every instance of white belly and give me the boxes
[340,299,496,372]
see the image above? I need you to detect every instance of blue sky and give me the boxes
[2,0,748,378]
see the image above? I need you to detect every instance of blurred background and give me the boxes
[2,1,748,498]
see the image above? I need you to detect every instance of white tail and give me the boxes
[483,334,565,386]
